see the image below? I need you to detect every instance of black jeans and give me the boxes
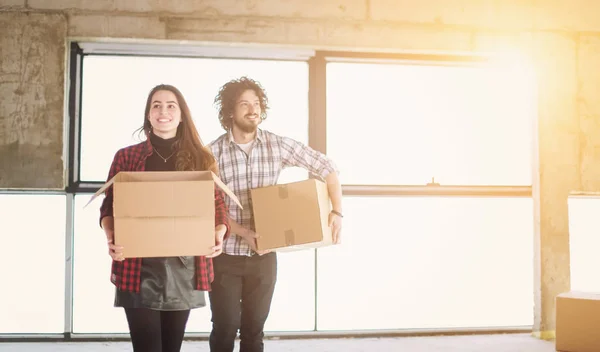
[209,253,277,352]
[124,308,191,352]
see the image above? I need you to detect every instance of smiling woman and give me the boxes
[97,83,230,351]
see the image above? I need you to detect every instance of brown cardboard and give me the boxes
[250,178,333,251]
[86,171,241,258]
[556,291,600,352]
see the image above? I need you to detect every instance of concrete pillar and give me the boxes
[0,12,66,189]
[531,32,579,338]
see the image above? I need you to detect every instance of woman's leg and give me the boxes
[160,309,191,352]
[124,308,162,352]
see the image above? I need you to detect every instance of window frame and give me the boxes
[69,45,532,197]
[311,50,532,198]
[0,41,533,341]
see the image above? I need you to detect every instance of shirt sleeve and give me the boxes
[99,149,124,228]
[279,135,339,180]
[214,188,231,239]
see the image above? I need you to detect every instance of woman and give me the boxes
[99,84,229,352]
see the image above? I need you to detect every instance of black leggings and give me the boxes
[124,308,191,352]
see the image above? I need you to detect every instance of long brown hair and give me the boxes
[137,84,217,173]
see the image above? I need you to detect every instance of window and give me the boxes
[73,55,312,332]
[73,194,128,333]
[326,61,535,186]
[80,56,308,184]
[568,196,600,292]
[316,196,534,330]
[0,195,66,333]
[319,57,535,330]
[264,251,315,331]
[65,45,537,336]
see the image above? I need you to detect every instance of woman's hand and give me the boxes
[102,217,124,261]
[106,229,124,262]
[206,224,227,258]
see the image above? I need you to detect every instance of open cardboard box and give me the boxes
[86,171,241,258]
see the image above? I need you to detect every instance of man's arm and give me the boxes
[228,217,260,251]
[280,135,343,243]
[279,135,338,180]
[325,171,343,215]
[325,172,343,244]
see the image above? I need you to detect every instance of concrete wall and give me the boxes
[0,10,65,188]
[2,0,600,335]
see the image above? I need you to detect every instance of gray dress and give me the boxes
[114,133,206,311]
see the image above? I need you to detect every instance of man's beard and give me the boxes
[233,115,260,134]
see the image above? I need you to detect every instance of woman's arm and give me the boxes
[214,188,230,239]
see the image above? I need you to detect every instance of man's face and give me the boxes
[232,89,262,134]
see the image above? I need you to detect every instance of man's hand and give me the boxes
[255,249,272,256]
[329,211,343,244]
[238,228,260,251]
[238,228,271,255]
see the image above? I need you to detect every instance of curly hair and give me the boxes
[213,76,269,131]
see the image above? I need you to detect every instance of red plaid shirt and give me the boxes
[99,139,229,293]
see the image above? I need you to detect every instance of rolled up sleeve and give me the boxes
[280,136,339,180]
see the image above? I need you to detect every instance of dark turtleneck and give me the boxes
[147,132,178,172]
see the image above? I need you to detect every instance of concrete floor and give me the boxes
[0,334,555,351]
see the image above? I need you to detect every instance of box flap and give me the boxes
[83,173,120,208]
[84,171,243,210]
[118,170,213,182]
[114,181,213,217]
[558,291,600,301]
[211,172,243,209]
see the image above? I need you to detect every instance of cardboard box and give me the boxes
[87,171,241,258]
[556,291,600,352]
[250,178,333,251]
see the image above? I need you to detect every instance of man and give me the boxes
[208,76,343,352]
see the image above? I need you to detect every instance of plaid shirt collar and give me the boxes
[143,137,153,155]
[226,128,265,145]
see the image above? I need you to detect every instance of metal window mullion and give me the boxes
[342,185,532,197]
[67,42,83,192]
[308,52,327,332]
[64,193,75,337]
[64,41,83,337]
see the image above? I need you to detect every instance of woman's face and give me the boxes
[148,90,182,139]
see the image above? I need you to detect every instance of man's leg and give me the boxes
[239,252,277,352]
[124,308,162,352]
[160,309,191,352]
[209,254,245,352]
